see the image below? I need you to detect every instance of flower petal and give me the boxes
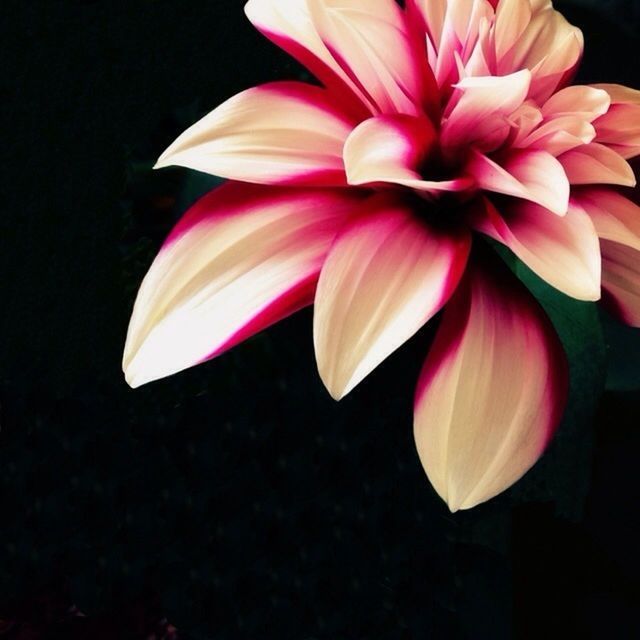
[313,195,471,399]
[473,197,601,301]
[591,84,640,159]
[244,0,371,117]
[414,252,568,511]
[541,85,610,121]
[155,82,355,186]
[600,241,640,327]
[467,149,570,215]
[441,71,531,151]
[306,0,430,115]
[124,182,363,388]
[575,188,640,252]
[558,143,636,187]
[516,115,596,156]
[343,114,472,193]
[575,188,640,326]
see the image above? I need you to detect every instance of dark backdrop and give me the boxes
[2,1,639,638]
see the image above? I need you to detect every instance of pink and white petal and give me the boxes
[343,115,473,193]
[493,0,532,62]
[467,149,570,215]
[154,82,355,186]
[541,85,610,121]
[600,240,640,327]
[244,0,372,117]
[575,188,640,252]
[306,0,428,115]
[441,71,531,150]
[406,0,447,50]
[414,253,568,512]
[473,197,601,301]
[517,115,596,156]
[123,182,363,388]
[591,84,640,159]
[559,144,636,187]
[313,196,471,400]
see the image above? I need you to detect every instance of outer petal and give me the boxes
[558,143,636,187]
[599,241,640,327]
[473,197,601,301]
[541,85,610,121]
[155,82,355,186]
[306,0,431,115]
[313,195,471,399]
[591,84,640,159]
[244,0,371,118]
[414,253,568,512]
[467,149,570,215]
[343,115,473,193]
[516,115,596,157]
[123,182,363,388]
[574,188,640,326]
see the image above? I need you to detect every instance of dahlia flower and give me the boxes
[123,0,640,511]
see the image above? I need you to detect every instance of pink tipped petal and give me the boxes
[575,189,640,252]
[123,182,363,388]
[441,71,531,150]
[414,253,568,512]
[154,82,355,186]
[306,0,428,115]
[474,198,601,301]
[559,143,637,187]
[313,196,470,399]
[468,149,570,215]
[244,0,371,117]
[343,115,473,193]
[591,84,640,159]
[517,115,596,156]
[600,241,640,327]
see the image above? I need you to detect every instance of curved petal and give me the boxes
[591,84,640,159]
[496,5,583,103]
[600,241,640,327]
[473,197,601,301]
[313,195,471,399]
[575,188,640,252]
[467,149,570,215]
[244,0,371,118]
[414,252,568,512]
[124,182,363,388]
[343,115,472,193]
[441,71,531,151]
[558,143,636,187]
[306,0,430,115]
[517,115,596,156]
[541,85,610,121]
[575,189,640,326]
[155,82,355,186]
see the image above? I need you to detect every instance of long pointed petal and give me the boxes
[155,82,355,186]
[473,197,601,301]
[124,183,363,387]
[414,253,568,512]
[467,149,570,215]
[314,195,470,400]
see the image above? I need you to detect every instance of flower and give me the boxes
[123,0,640,511]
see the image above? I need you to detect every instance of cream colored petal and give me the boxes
[559,143,636,187]
[124,183,362,388]
[313,196,470,399]
[154,82,355,186]
[474,197,601,301]
[600,241,640,327]
[414,254,568,511]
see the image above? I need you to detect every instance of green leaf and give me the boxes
[600,308,640,391]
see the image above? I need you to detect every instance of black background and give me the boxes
[2,1,639,638]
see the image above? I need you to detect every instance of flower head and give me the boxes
[124,0,640,510]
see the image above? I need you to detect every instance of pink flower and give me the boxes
[123,0,640,510]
